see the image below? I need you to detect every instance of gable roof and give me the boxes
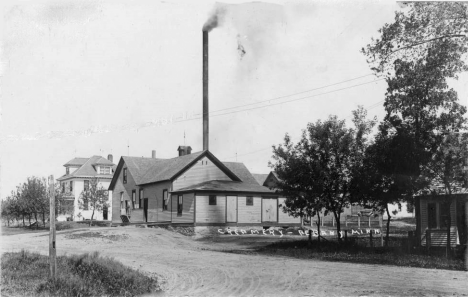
[223,162,260,185]
[251,173,269,185]
[170,180,276,195]
[93,157,115,166]
[109,150,242,190]
[57,155,115,181]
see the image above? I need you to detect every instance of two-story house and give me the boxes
[57,155,115,221]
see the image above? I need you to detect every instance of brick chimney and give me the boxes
[107,154,113,163]
[177,146,192,157]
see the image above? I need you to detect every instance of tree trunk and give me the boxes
[316,213,321,244]
[28,214,31,225]
[385,204,391,247]
[34,213,38,229]
[42,212,46,228]
[334,211,342,243]
[22,215,25,226]
[90,209,95,227]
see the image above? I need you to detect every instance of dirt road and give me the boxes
[2,226,467,296]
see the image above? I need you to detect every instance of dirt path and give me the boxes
[2,226,467,296]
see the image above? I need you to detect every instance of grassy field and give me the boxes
[1,250,161,297]
[1,221,111,236]
[255,238,466,271]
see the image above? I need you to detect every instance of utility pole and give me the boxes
[48,175,56,280]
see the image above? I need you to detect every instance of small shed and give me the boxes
[415,193,468,247]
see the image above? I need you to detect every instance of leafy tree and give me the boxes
[362,2,467,76]
[271,107,375,242]
[78,177,109,226]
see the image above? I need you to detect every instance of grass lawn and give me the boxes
[256,238,466,271]
[1,221,111,236]
[1,250,161,297]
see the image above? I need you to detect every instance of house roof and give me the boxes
[64,158,89,167]
[223,162,260,185]
[109,150,243,189]
[170,180,276,194]
[93,157,114,166]
[57,155,115,181]
[251,173,269,185]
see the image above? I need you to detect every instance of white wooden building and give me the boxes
[108,147,300,226]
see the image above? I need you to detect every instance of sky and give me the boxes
[1,0,467,199]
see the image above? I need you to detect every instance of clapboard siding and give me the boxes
[111,178,132,223]
[139,181,172,222]
[238,196,261,223]
[131,209,144,222]
[196,195,226,223]
[278,198,301,224]
[172,157,232,191]
[421,200,428,231]
[172,193,195,223]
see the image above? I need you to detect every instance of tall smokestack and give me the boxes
[203,30,209,151]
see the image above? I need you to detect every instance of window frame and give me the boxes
[177,195,183,216]
[123,168,127,184]
[84,180,89,191]
[120,192,124,209]
[163,189,168,211]
[209,195,217,205]
[66,167,70,175]
[246,196,253,206]
[69,181,73,193]
[132,190,136,209]
[139,189,143,209]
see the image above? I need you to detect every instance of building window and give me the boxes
[62,182,65,193]
[120,192,124,209]
[209,195,216,205]
[84,180,89,191]
[70,181,73,193]
[163,189,168,211]
[139,189,143,209]
[83,198,89,210]
[66,167,70,175]
[101,166,110,174]
[123,168,127,184]
[246,196,253,206]
[132,190,136,209]
[177,195,183,215]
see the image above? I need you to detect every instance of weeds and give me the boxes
[1,250,161,297]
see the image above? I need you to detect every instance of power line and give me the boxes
[176,78,385,123]
[207,74,376,115]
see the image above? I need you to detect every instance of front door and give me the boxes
[143,198,149,223]
[226,196,237,223]
[262,198,277,222]
[103,206,108,220]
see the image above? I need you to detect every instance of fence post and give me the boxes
[426,229,431,255]
[48,175,56,281]
[370,231,373,248]
[345,230,348,242]
[358,216,361,228]
[368,216,371,227]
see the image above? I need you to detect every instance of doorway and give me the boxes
[143,198,149,222]
[226,196,237,223]
[262,198,278,222]
[103,206,108,220]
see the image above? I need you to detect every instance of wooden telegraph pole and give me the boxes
[48,175,56,280]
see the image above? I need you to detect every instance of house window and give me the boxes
[66,167,70,175]
[163,189,168,211]
[123,168,127,184]
[84,180,89,191]
[246,196,253,206]
[83,198,89,210]
[139,189,143,209]
[70,181,73,193]
[427,203,437,229]
[62,182,65,193]
[120,192,124,209]
[132,190,136,209]
[101,166,110,174]
[209,195,216,205]
[177,195,183,215]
